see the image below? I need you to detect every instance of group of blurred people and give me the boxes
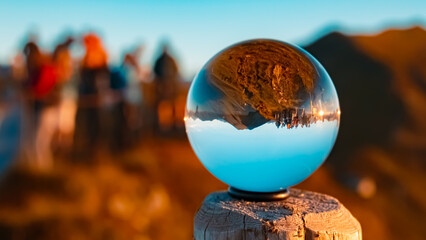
[2,33,187,169]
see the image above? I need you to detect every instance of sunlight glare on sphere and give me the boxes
[185,39,340,193]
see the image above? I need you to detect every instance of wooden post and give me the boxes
[194,189,361,240]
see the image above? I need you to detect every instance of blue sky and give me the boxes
[0,0,424,78]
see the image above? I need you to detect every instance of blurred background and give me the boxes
[0,0,425,239]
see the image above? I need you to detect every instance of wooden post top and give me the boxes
[194,189,362,240]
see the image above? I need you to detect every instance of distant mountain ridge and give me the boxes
[304,26,426,240]
[304,26,426,164]
[353,27,426,140]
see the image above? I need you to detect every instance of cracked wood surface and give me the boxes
[194,189,361,240]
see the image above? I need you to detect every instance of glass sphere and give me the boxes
[185,39,340,193]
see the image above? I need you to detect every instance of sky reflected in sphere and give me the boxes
[185,39,340,192]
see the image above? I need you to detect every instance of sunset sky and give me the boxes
[0,0,424,77]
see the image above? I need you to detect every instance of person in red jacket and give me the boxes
[23,37,74,169]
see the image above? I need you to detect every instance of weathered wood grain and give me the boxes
[194,189,361,240]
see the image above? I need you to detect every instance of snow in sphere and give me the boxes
[185,39,340,193]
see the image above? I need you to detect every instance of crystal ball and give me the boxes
[185,39,340,193]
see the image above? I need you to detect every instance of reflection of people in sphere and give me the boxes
[152,44,180,132]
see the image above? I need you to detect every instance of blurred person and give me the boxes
[23,40,52,168]
[103,45,149,151]
[0,99,21,175]
[152,43,181,134]
[0,59,22,174]
[107,56,130,153]
[22,38,74,169]
[119,47,146,144]
[73,33,110,158]
[52,37,77,152]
